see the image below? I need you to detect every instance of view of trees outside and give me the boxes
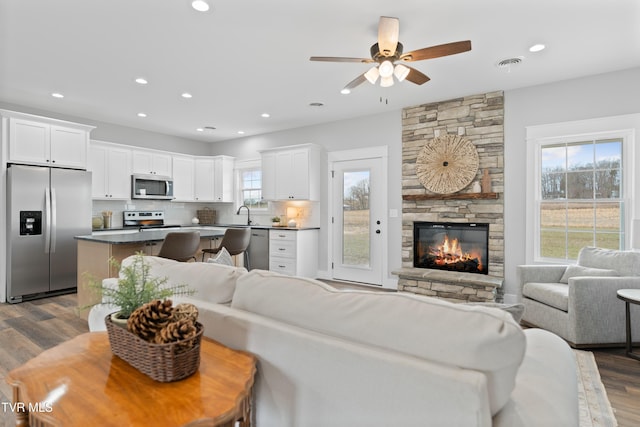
[241,169,268,209]
[539,139,623,259]
[342,170,370,266]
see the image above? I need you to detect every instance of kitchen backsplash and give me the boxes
[92,200,320,228]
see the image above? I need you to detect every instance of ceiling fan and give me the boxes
[310,16,471,92]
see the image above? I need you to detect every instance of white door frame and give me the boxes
[326,146,391,288]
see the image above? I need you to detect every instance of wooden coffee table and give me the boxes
[6,332,257,427]
[617,288,640,361]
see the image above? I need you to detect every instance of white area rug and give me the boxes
[576,350,618,427]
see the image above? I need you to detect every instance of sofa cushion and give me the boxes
[466,302,525,323]
[522,282,569,311]
[559,265,619,284]
[121,255,247,304]
[231,270,526,416]
[577,246,640,276]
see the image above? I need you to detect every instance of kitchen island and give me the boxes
[74,227,226,319]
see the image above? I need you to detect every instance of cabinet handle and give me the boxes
[278,265,286,268]
[278,248,286,251]
[278,234,286,238]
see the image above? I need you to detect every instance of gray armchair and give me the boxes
[517,246,640,347]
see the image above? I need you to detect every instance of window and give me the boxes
[539,138,623,260]
[239,167,267,210]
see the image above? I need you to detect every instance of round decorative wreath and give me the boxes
[415,135,479,194]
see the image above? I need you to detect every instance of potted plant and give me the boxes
[271,216,282,227]
[85,252,194,326]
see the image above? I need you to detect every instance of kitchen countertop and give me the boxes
[77,224,320,244]
[75,227,227,245]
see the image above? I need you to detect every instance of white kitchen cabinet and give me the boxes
[213,155,235,202]
[269,229,318,278]
[172,155,195,201]
[260,144,321,201]
[194,157,215,201]
[132,149,172,176]
[89,141,132,200]
[2,111,94,169]
[173,155,234,203]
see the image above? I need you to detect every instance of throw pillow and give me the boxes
[465,302,525,323]
[206,247,234,266]
[559,265,619,284]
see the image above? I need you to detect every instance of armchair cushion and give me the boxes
[559,265,619,284]
[522,282,568,311]
[577,246,640,276]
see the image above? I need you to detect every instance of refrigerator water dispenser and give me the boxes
[20,211,42,236]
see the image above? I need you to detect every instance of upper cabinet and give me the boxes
[1,110,94,169]
[213,156,235,202]
[174,155,235,203]
[172,155,195,201]
[260,144,322,201]
[88,141,132,200]
[132,149,172,176]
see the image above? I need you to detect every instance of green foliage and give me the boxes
[85,252,194,318]
[271,216,281,222]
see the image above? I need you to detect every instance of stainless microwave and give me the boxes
[131,174,174,200]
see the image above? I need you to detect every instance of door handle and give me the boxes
[50,188,57,252]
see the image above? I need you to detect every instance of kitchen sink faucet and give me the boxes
[237,205,252,225]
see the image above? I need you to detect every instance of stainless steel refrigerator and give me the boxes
[6,164,92,303]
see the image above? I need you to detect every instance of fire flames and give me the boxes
[429,235,484,271]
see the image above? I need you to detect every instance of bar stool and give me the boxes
[157,231,201,262]
[202,227,251,269]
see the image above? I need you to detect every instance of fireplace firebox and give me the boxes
[413,222,489,275]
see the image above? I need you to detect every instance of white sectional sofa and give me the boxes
[91,256,579,427]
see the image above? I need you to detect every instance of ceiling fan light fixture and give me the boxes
[378,60,394,78]
[380,75,394,87]
[364,66,380,84]
[393,63,410,81]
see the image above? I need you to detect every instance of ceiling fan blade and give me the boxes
[309,56,374,63]
[343,74,368,91]
[378,16,399,57]
[400,40,472,62]
[405,67,430,85]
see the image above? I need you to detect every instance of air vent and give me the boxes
[204,126,216,130]
[496,56,524,70]
[309,102,324,107]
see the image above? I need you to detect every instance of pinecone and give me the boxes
[172,303,199,323]
[154,318,198,352]
[127,299,174,341]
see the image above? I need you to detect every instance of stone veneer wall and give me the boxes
[400,91,504,299]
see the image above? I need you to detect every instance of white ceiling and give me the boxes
[1,0,639,144]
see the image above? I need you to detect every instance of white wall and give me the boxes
[503,66,640,301]
[209,111,404,283]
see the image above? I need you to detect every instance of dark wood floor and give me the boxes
[0,293,638,426]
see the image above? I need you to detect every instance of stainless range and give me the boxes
[123,210,180,229]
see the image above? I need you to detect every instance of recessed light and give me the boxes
[237,131,245,135]
[340,88,351,95]
[51,92,64,98]
[137,112,147,118]
[135,77,148,85]
[529,44,546,53]
[181,92,193,99]
[196,128,204,132]
[261,113,270,118]
[191,0,210,12]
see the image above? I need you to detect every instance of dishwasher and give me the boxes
[248,228,269,270]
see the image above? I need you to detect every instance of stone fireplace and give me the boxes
[394,91,505,302]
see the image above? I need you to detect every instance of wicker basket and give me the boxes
[196,207,216,225]
[105,314,203,382]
